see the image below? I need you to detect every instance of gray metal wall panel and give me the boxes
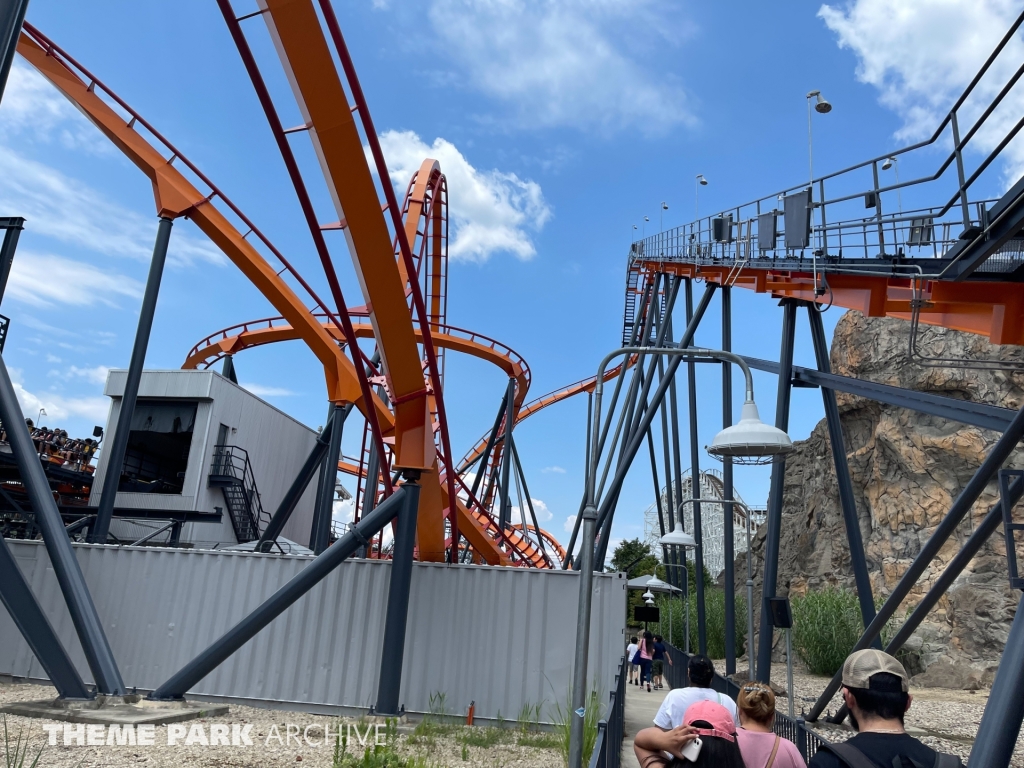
[0,542,625,723]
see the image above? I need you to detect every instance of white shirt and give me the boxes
[653,686,740,729]
[626,643,638,662]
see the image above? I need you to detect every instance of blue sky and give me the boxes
[2,0,1021,558]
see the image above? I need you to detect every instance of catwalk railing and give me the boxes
[589,654,627,768]
[662,644,829,763]
[631,9,1024,280]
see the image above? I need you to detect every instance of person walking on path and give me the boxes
[809,649,962,768]
[627,635,640,685]
[735,681,805,768]
[653,654,739,727]
[651,634,672,689]
[638,631,655,692]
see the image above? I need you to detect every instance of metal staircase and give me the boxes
[208,445,268,543]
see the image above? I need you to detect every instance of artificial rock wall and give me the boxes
[740,310,1024,688]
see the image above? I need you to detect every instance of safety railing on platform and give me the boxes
[588,654,627,768]
[630,9,1024,280]
[662,643,829,763]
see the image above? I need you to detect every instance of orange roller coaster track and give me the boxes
[17,17,549,567]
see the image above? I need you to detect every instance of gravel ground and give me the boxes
[0,681,562,768]
[729,662,1024,766]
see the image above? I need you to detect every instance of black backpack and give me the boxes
[820,742,963,768]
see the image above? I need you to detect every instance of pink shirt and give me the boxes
[639,639,653,660]
[735,729,806,768]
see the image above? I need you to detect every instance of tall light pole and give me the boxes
[695,175,708,220]
[567,346,793,768]
[660,201,668,232]
[882,156,903,215]
[632,223,638,244]
[642,216,650,239]
[805,90,832,187]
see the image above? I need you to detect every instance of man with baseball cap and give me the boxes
[811,649,962,768]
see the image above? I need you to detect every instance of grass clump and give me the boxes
[553,688,601,768]
[334,718,437,767]
[792,586,863,676]
[3,716,42,768]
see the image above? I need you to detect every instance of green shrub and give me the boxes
[791,587,863,676]
[657,589,746,659]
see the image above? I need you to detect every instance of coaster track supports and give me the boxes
[722,285,736,675]
[91,216,173,544]
[756,299,798,684]
[685,279,707,656]
[806,304,878,637]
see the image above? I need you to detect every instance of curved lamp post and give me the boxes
[567,346,793,768]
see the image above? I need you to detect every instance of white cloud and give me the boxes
[6,251,143,308]
[819,0,1024,182]
[542,465,566,474]
[376,130,551,262]
[240,383,296,397]
[0,152,225,269]
[66,365,111,385]
[564,514,577,533]
[426,0,693,133]
[510,497,554,527]
[0,62,113,155]
[9,369,109,424]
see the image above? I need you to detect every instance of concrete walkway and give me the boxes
[620,678,671,768]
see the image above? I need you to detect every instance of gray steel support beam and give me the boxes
[0,355,124,694]
[91,217,173,544]
[374,477,421,715]
[658,357,681,590]
[0,0,29,107]
[310,403,345,554]
[150,484,412,700]
[807,399,1024,721]
[685,279,707,655]
[741,356,1013,432]
[591,283,717,567]
[256,412,336,553]
[831,472,1024,724]
[967,591,1024,768]
[756,299,798,683]
[0,218,24,306]
[469,388,509,504]
[497,377,516,531]
[511,436,548,563]
[722,286,736,675]
[806,306,877,637]
[0,534,91,700]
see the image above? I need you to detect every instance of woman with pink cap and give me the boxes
[633,700,745,768]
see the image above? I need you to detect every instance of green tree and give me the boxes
[609,538,659,579]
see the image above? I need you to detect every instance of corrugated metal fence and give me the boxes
[0,541,626,723]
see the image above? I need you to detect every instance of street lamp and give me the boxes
[660,527,696,652]
[660,201,668,232]
[642,215,650,239]
[36,408,46,424]
[806,90,832,187]
[695,174,708,221]
[567,346,794,768]
[882,156,903,215]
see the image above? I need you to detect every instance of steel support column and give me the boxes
[0,355,124,694]
[91,217,173,543]
[375,476,421,716]
[0,0,30,105]
[967,591,1024,768]
[685,279,707,655]
[808,399,1024,721]
[722,286,736,675]
[591,283,716,568]
[756,299,798,683]
[0,534,91,699]
[257,411,336,553]
[0,218,24,306]
[310,403,345,554]
[831,471,1024,724]
[150,484,412,700]
[497,377,516,530]
[807,306,877,636]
